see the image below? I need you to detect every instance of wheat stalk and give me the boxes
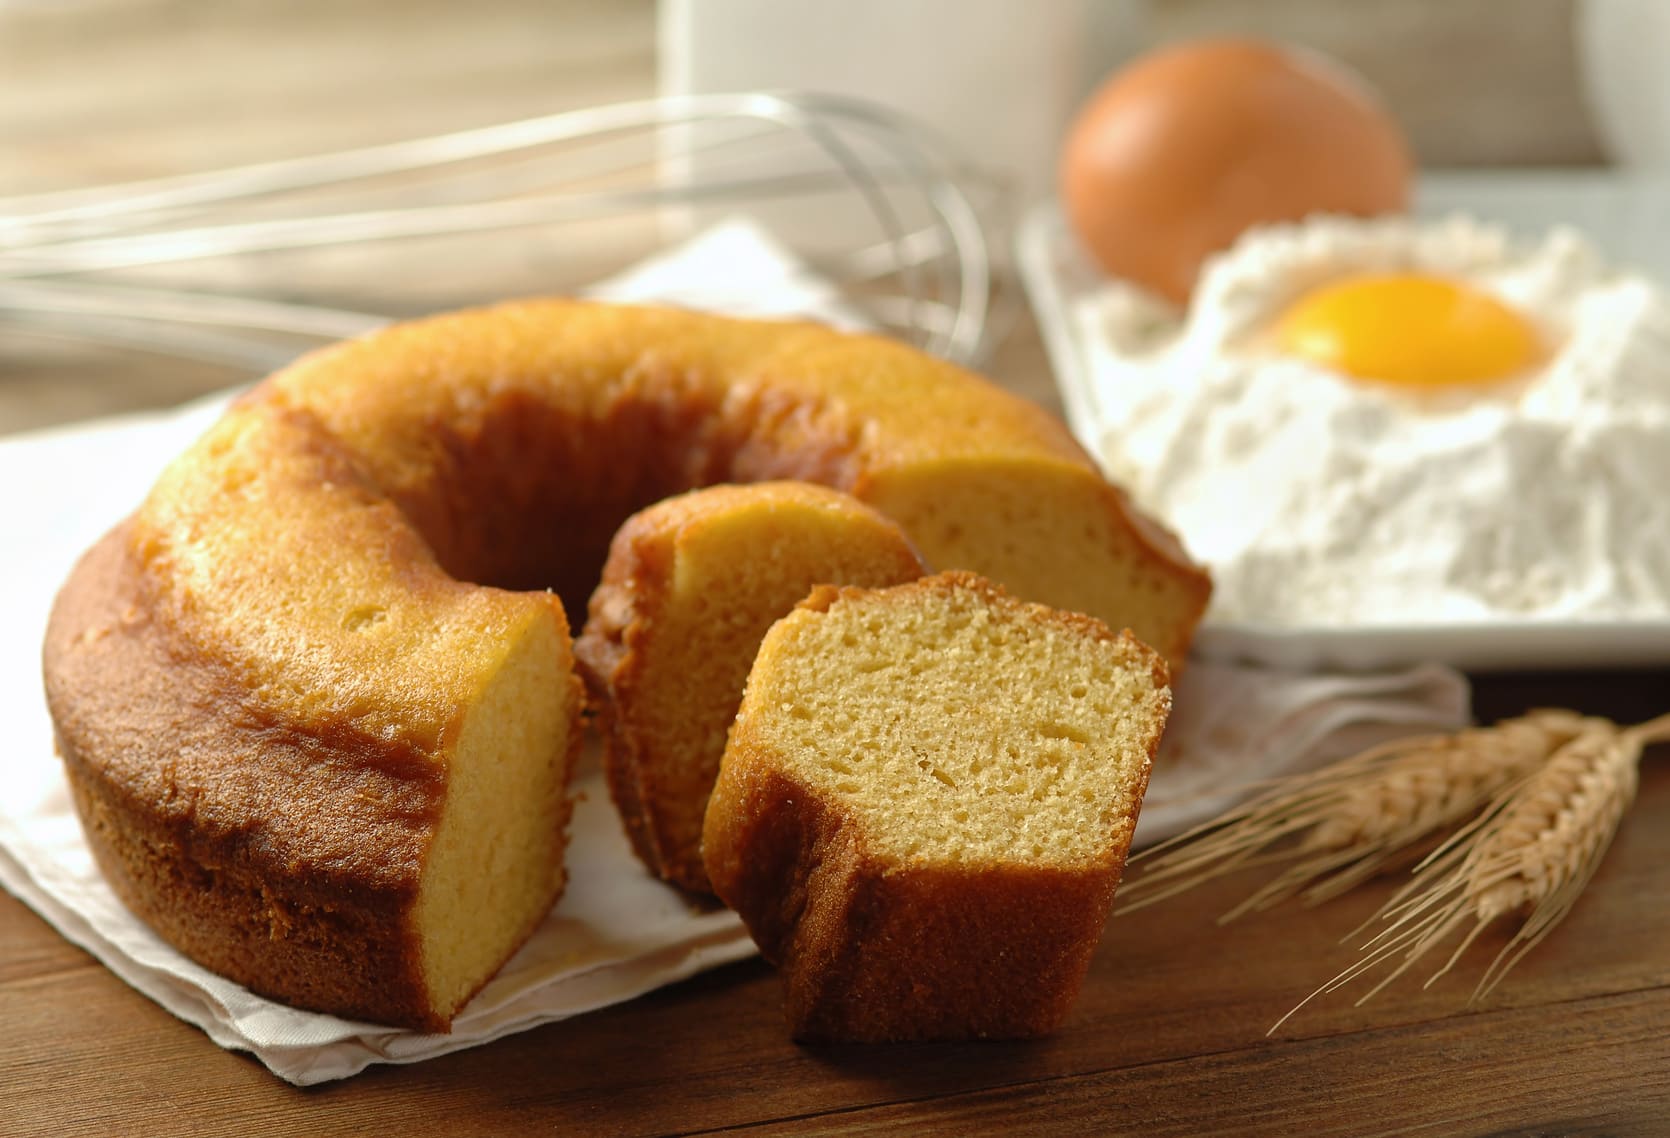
[1116,706,1670,1032]
[1271,712,1670,1033]
[1118,709,1588,921]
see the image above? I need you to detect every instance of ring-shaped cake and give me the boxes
[43,300,1209,1030]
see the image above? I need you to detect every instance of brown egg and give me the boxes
[1059,38,1413,305]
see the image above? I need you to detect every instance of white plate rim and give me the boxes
[1192,618,1670,673]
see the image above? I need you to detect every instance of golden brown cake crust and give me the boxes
[702,572,1170,1041]
[703,764,1126,1040]
[43,300,1199,1030]
[572,506,678,882]
[44,528,451,1030]
[263,299,1209,665]
[574,483,928,892]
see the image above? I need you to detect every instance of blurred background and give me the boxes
[0,0,1646,433]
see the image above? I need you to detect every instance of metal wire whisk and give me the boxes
[0,91,1007,375]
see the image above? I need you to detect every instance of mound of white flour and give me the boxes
[1077,216,1670,628]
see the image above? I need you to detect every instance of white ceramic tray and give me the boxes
[1192,620,1670,674]
[1016,172,1670,672]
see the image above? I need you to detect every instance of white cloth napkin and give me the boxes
[1137,659,1470,841]
[0,219,1470,1085]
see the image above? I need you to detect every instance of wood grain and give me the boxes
[0,0,661,437]
[5,735,1666,1135]
[745,991,1670,1137]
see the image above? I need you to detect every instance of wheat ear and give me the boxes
[1270,712,1670,1033]
[1118,710,1587,921]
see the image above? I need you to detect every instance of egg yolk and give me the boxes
[1272,273,1540,386]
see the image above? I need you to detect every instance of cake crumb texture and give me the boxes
[703,571,1172,1041]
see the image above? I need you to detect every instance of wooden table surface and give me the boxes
[4,3,1668,1135]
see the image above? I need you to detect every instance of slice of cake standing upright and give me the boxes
[703,571,1172,1041]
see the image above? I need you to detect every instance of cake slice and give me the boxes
[575,482,929,892]
[702,571,1171,1041]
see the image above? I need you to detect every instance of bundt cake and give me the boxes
[702,572,1172,1042]
[43,300,1205,1030]
[576,482,929,893]
[47,422,582,1033]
